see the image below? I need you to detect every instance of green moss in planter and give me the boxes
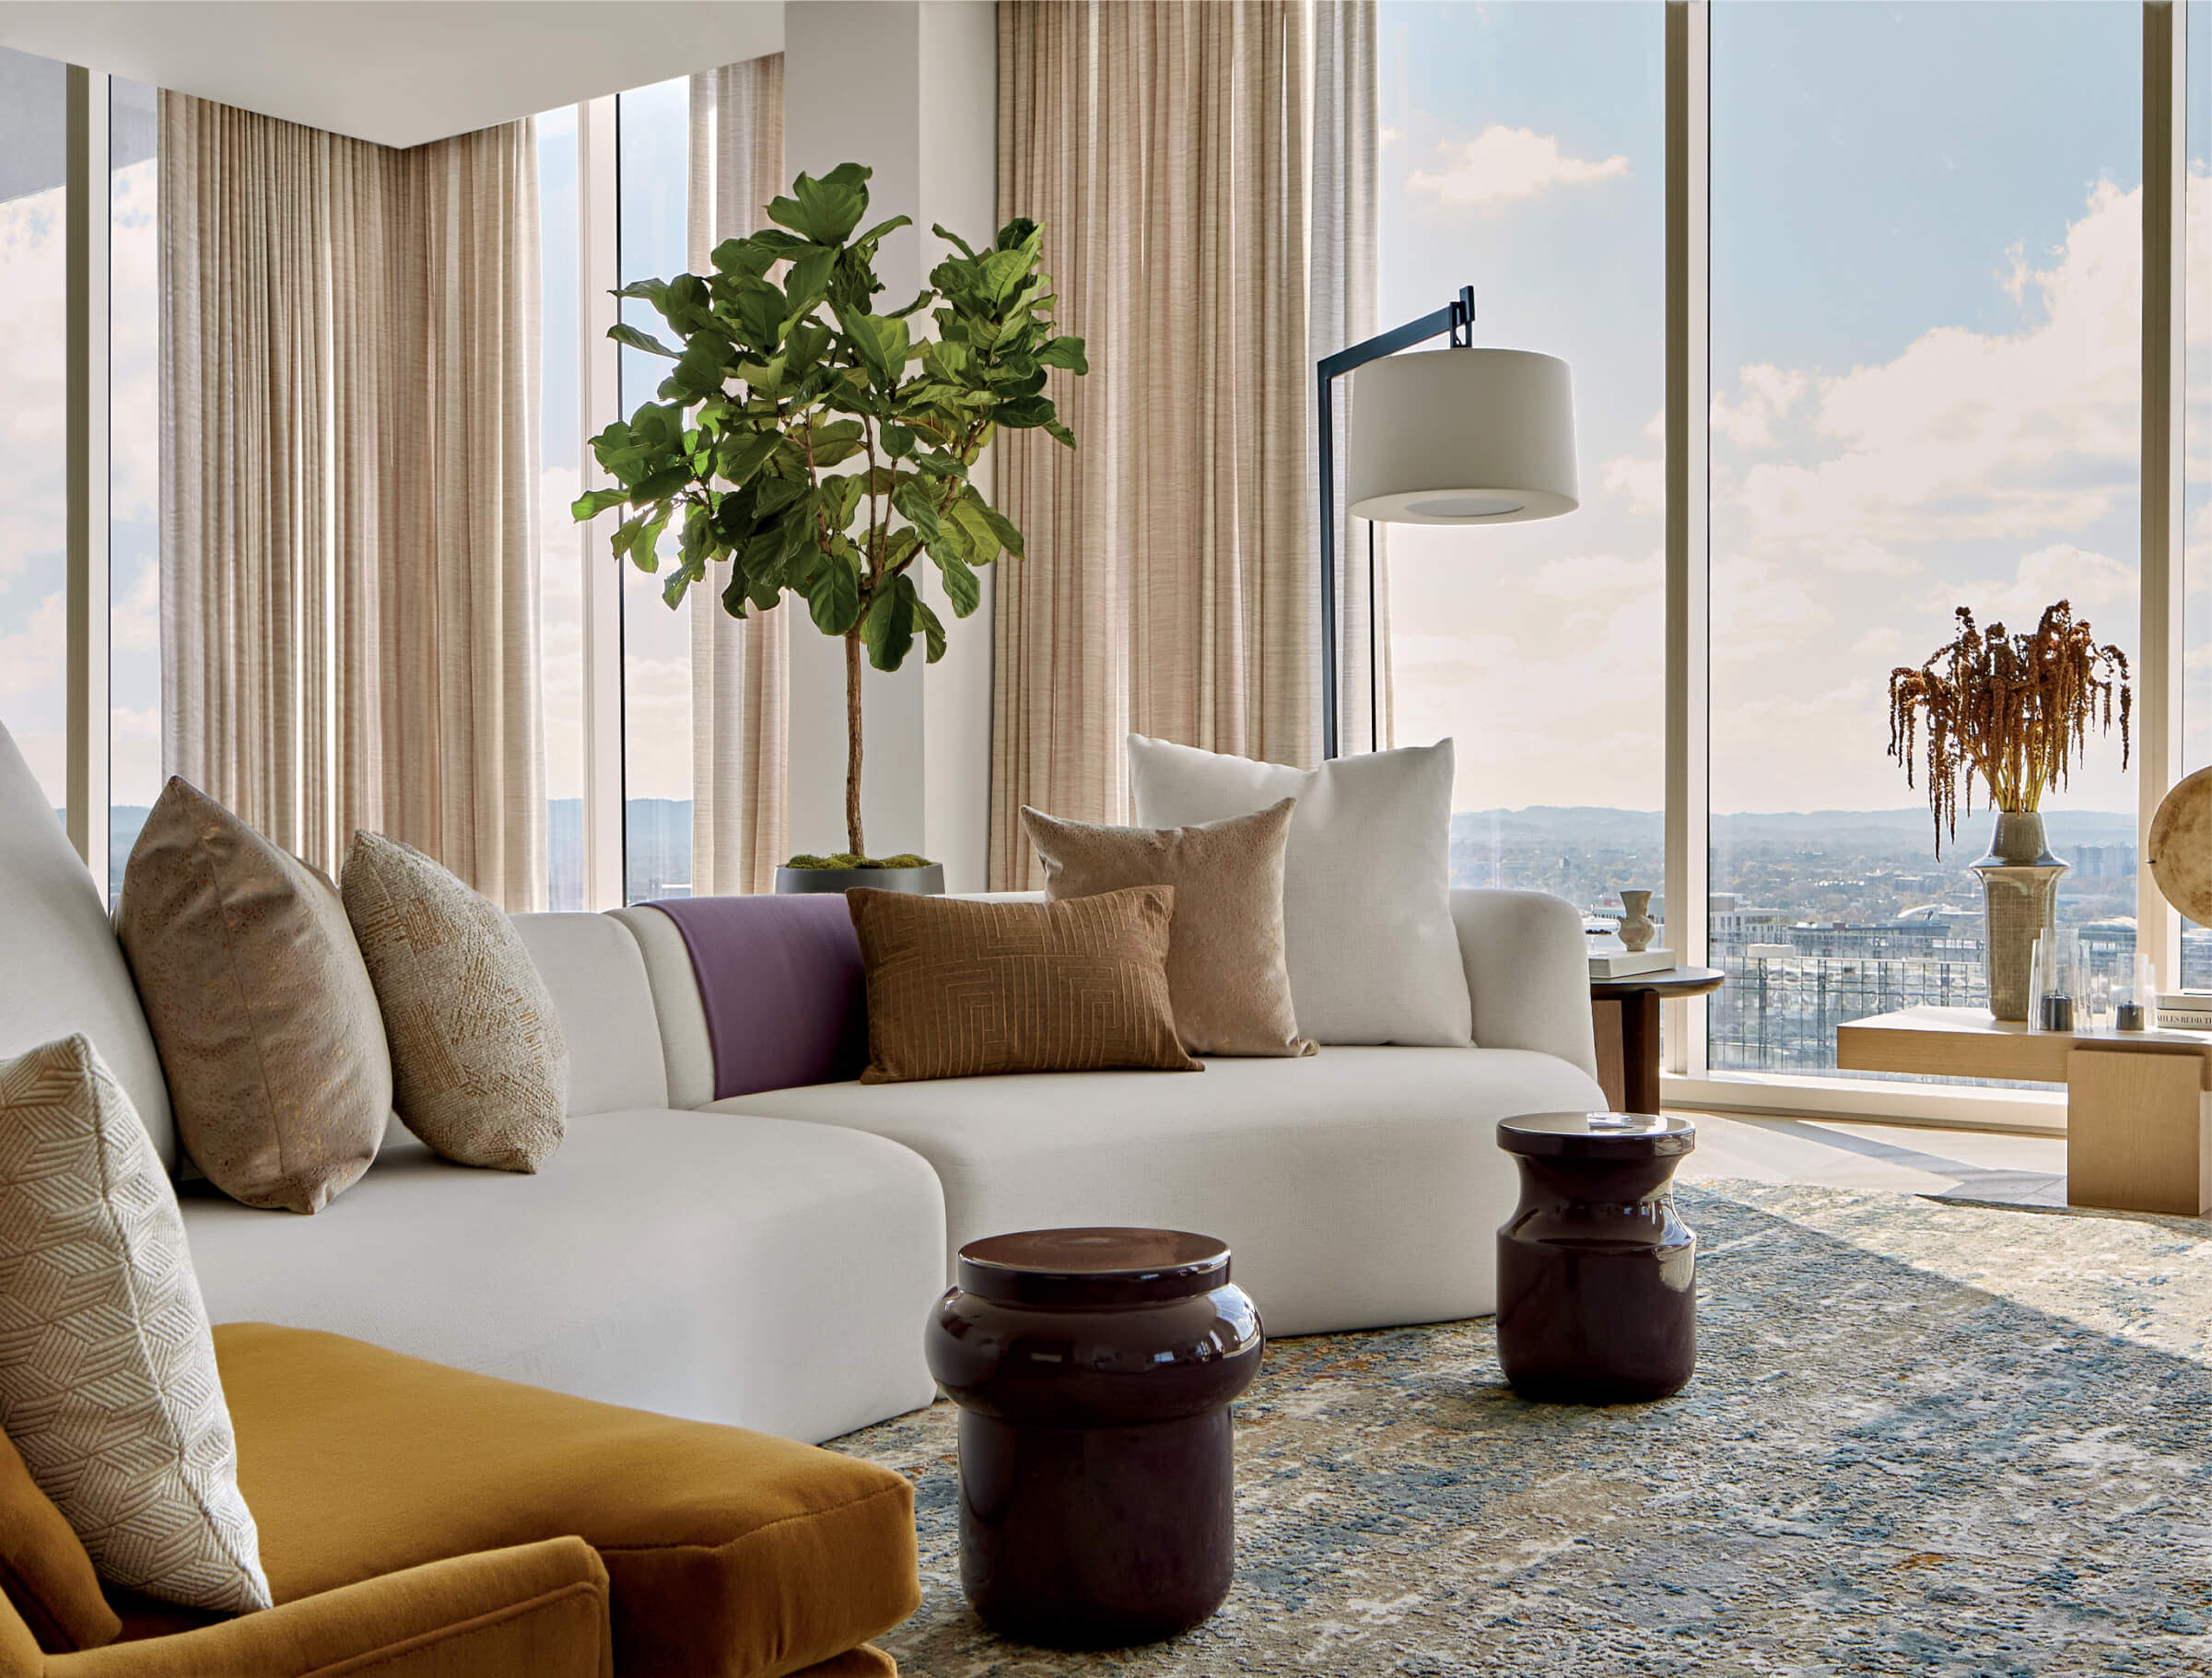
[784,852,937,871]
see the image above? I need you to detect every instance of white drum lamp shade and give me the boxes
[1345,347,1578,524]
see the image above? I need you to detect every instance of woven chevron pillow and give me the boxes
[0,1035,270,1612]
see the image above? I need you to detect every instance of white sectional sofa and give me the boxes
[0,721,1604,1446]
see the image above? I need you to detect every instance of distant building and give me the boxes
[2070,843,2136,879]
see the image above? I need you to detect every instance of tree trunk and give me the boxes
[844,627,866,857]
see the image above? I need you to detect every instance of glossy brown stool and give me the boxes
[924,1227,1264,1648]
[1495,1111,1697,1402]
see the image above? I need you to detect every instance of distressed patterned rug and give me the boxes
[831,1179,2212,1677]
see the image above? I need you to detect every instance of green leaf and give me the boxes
[973,499,1024,559]
[881,423,918,459]
[837,307,912,389]
[1037,334,1089,374]
[613,277,669,306]
[756,472,809,517]
[862,574,918,671]
[890,476,942,539]
[716,430,780,487]
[913,593,947,662]
[610,322,681,358]
[808,547,861,636]
[767,162,872,245]
[570,487,629,521]
[930,546,980,616]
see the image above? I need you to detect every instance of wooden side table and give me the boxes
[1589,968,1724,1114]
[1836,1006,2212,1216]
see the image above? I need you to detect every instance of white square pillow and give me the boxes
[0,1035,272,1612]
[1128,734,1471,1046]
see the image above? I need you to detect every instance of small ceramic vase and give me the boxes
[1618,890,1656,953]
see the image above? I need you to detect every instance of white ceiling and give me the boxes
[0,2,785,148]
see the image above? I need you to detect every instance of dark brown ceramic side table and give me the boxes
[924,1227,1265,1648]
[1589,967,1724,1113]
[1495,1111,1698,1402]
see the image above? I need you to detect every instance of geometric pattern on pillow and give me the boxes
[340,832,569,1173]
[0,1035,271,1612]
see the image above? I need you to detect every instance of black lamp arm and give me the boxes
[1317,284,1476,759]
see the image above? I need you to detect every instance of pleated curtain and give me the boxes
[989,0,1380,886]
[1312,0,1388,754]
[685,55,790,896]
[160,94,546,909]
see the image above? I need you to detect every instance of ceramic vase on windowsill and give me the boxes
[1971,811,2067,1023]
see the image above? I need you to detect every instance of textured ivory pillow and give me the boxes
[1127,734,1471,1046]
[846,886,1202,1084]
[341,832,569,1173]
[0,1036,272,1613]
[1022,800,1313,1058]
[116,778,389,1213]
[0,1416,119,1653]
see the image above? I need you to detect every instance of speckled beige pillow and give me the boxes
[1024,800,1314,1058]
[115,778,388,1214]
[340,832,568,1173]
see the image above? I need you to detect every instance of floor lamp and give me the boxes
[1317,285,1581,758]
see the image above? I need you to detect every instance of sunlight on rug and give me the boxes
[832,1179,2212,1677]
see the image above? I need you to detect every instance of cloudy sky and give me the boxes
[1379,0,2203,833]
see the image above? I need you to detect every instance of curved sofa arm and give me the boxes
[1451,888,1598,1081]
[44,1541,610,1678]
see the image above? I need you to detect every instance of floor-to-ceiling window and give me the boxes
[0,48,69,825]
[538,105,587,910]
[1707,1,2143,1074]
[616,76,694,903]
[1379,1,1666,924]
[2185,0,2212,990]
[110,76,158,893]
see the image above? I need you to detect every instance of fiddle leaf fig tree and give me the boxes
[572,161,1086,861]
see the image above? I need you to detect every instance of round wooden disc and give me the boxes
[2147,764,2212,924]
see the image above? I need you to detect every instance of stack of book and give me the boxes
[1590,945,1675,980]
[2156,992,2212,1032]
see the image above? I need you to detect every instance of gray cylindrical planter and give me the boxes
[775,862,945,896]
[1970,812,2067,1023]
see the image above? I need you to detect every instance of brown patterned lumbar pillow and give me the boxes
[115,778,388,1214]
[340,832,568,1173]
[845,886,1203,1084]
[1022,799,1314,1058]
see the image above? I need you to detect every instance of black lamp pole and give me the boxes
[1317,283,1476,760]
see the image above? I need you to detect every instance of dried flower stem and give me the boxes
[1887,602,2131,857]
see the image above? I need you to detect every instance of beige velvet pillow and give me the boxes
[0,1036,271,1614]
[115,778,389,1214]
[846,886,1202,1084]
[1022,800,1314,1058]
[340,832,568,1173]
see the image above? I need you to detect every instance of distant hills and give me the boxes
[1451,806,2137,845]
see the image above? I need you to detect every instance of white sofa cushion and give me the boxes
[0,722,177,1169]
[1127,733,1471,1047]
[509,911,669,1116]
[711,1046,1606,1336]
[181,1110,944,1445]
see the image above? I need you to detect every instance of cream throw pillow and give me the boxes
[1022,800,1314,1057]
[341,832,569,1173]
[0,1036,271,1613]
[1127,734,1471,1046]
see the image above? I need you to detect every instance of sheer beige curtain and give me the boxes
[1312,0,1388,752]
[991,0,1350,887]
[161,95,546,908]
[686,54,790,895]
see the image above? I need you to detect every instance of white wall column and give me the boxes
[65,65,112,895]
[782,0,998,887]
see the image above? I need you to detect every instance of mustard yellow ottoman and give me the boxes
[215,1324,917,1678]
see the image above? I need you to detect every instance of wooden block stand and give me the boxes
[1837,1007,2212,1217]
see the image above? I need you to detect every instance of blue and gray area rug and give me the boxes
[833,1179,2212,1676]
